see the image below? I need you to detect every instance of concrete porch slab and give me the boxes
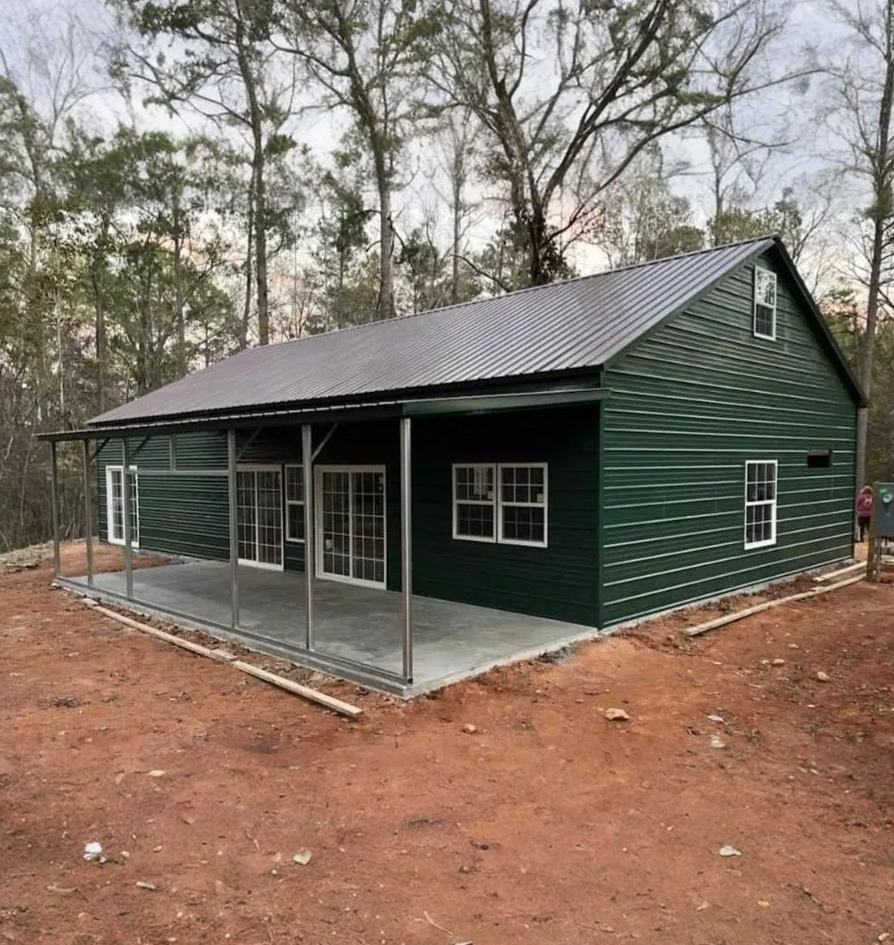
[71,560,598,696]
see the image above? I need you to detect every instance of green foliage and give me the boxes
[709,191,805,248]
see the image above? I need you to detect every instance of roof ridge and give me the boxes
[261,234,779,352]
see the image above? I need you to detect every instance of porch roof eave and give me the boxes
[37,382,608,443]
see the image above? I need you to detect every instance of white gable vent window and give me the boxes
[753,267,777,340]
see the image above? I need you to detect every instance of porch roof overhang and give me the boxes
[38,380,608,443]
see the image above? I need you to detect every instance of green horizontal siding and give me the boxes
[601,251,856,626]
[412,406,599,625]
[98,431,231,562]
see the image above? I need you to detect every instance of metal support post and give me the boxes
[121,438,134,599]
[302,424,314,650]
[83,439,94,587]
[400,417,413,682]
[50,441,61,579]
[227,429,240,627]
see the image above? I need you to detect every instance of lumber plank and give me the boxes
[682,575,864,638]
[92,604,237,662]
[813,562,863,583]
[231,660,363,718]
[83,600,363,718]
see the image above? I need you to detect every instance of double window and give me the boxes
[106,466,139,547]
[453,463,548,547]
[744,460,777,549]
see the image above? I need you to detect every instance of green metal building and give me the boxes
[45,236,864,694]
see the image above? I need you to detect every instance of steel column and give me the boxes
[50,440,61,579]
[400,417,413,682]
[227,429,240,628]
[121,438,134,599]
[83,439,94,588]
[302,424,314,650]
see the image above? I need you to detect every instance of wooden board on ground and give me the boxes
[683,575,864,638]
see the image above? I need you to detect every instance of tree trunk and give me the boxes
[856,216,885,493]
[855,0,894,495]
[234,34,269,345]
[451,170,461,304]
[376,173,395,320]
[254,141,270,345]
[242,187,254,350]
[92,269,106,414]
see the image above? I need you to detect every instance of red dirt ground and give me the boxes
[1,546,892,945]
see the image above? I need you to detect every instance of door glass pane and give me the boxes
[352,471,385,584]
[256,470,282,566]
[322,471,351,577]
[237,470,256,561]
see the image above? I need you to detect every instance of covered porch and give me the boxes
[58,558,595,696]
[44,384,604,697]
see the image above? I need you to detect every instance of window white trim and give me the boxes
[452,462,548,547]
[284,463,305,544]
[744,459,778,550]
[314,465,387,590]
[753,267,777,341]
[498,463,548,548]
[236,464,284,571]
[452,463,497,543]
[105,465,139,548]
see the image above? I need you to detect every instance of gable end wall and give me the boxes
[601,251,856,626]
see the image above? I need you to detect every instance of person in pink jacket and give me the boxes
[856,485,873,542]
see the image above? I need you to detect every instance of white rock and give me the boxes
[719,845,742,857]
[83,842,103,862]
[292,850,312,866]
[706,714,724,723]
[816,671,831,683]
[604,708,630,722]
[147,769,166,778]
[771,658,786,667]
[710,735,727,750]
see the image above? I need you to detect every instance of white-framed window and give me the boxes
[284,464,305,543]
[744,460,777,549]
[452,464,496,541]
[499,464,548,546]
[452,463,548,547]
[106,465,139,547]
[753,267,777,340]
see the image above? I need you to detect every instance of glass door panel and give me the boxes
[317,467,386,587]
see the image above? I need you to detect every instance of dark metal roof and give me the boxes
[88,237,784,427]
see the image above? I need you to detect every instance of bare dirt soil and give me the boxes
[1,545,892,945]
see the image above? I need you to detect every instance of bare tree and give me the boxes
[430,0,807,286]
[433,109,481,303]
[277,0,439,320]
[826,0,894,495]
[110,0,300,346]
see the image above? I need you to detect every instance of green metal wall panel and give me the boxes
[411,406,600,625]
[98,432,230,561]
[601,251,857,626]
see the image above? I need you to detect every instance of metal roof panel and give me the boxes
[89,238,776,426]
